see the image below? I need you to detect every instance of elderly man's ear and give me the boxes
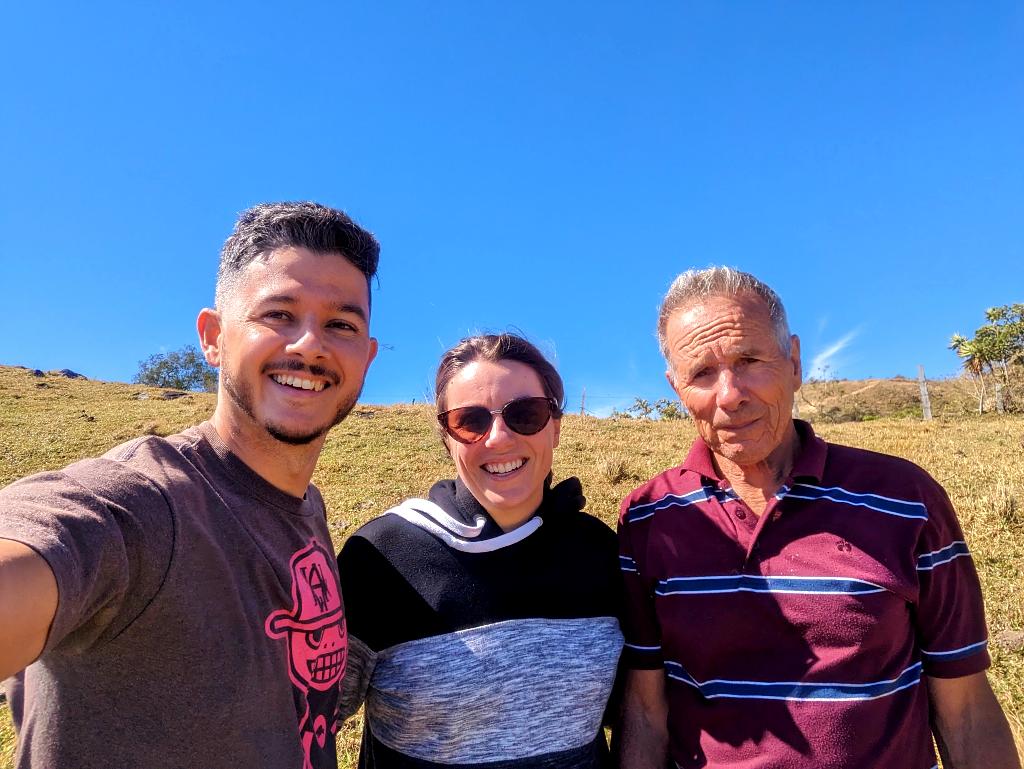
[789,335,802,386]
[664,368,683,402]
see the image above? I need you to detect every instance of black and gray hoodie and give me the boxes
[337,476,624,769]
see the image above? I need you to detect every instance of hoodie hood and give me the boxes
[375,475,587,554]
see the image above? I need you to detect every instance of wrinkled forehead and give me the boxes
[668,293,779,355]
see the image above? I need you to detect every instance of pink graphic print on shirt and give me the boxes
[266,539,348,769]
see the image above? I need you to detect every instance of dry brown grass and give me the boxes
[0,366,1021,763]
[798,375,984,421]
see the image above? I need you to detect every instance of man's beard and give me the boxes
[222,367,361,446]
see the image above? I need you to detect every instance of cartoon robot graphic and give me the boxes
[266,539,348,769]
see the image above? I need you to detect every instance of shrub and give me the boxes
[134,345,217,392]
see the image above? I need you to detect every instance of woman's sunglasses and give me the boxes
[437,396,559,444]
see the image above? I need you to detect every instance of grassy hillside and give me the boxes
[1,366,1021,763]
[796,375,985,421]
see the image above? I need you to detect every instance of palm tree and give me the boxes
[949,334,988,414]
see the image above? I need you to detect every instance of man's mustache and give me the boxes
[262,360,341,386]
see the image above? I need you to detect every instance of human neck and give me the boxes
[484,492,543,533]
[489,510,536,532]
[208,409,323,498]
[713,424,799,516]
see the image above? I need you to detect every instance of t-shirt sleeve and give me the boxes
[618,494,663,670]
[0,460,173,656]
[914,475,991,678]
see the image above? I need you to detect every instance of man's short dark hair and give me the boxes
[215,201,379,309]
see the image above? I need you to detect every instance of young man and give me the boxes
[617,267,1019,769]
[0,201,379,769]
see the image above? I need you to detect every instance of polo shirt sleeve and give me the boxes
[617,495,663,670]
[914,476,991,678]
[0,460,173,656]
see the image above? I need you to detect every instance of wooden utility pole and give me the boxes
[580,387,586,416]
[918,365,933,421]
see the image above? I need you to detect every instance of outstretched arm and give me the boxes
[0,539,58,680]
[928,671,1021,769]
[617,668,670,769]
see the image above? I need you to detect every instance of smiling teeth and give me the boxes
[272,374,325,392]
[484,459,525,474]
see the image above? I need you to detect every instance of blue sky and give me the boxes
[2,2,1021,415]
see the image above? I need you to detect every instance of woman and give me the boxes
[338,333,623,769]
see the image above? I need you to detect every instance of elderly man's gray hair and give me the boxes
[657,266,792,361]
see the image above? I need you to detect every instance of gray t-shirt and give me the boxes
[0,422,347,769]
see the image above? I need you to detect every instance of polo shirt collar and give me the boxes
[791,419,827,482]
[681,419,827,484]
[681,432,720,480]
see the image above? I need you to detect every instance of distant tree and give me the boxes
[949,333,988,414]
[614,397,687,420]
[950,304,1024,413]
[627,398,655,420]
[135,345,217,392]
[654,398,687,420]
[977,304,1024,384]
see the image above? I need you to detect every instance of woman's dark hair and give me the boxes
[434,333,565,418]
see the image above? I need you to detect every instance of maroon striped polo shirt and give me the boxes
[618,420,990,769]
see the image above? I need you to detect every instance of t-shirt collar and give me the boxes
[194,421,312,515]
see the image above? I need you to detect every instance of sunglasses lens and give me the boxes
[444,406,493,443]
[503,398,553,435]
[439,397,555,443]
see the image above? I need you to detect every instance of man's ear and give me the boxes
[364,337,379,376]
[196,308,223,368]
[665,369,684,401]
[789,334,802,385]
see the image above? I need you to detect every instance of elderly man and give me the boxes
[0,202,379,769]
[617,267,1019,769]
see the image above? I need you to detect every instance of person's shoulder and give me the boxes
[820,439,946,500]
[342,500,433,553]
[618,464,696,524]
[348,508,406,542]
[99,427,203,467]
[824,439,935,481]
[349,478,463,544]
[6,428,204,510]
[0,434,182,575]
[97,428,202,484]
[624,464,688,501]
[337,501,439,587]
[563,508,616,543]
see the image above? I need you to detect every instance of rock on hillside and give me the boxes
[9,365,86,379]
